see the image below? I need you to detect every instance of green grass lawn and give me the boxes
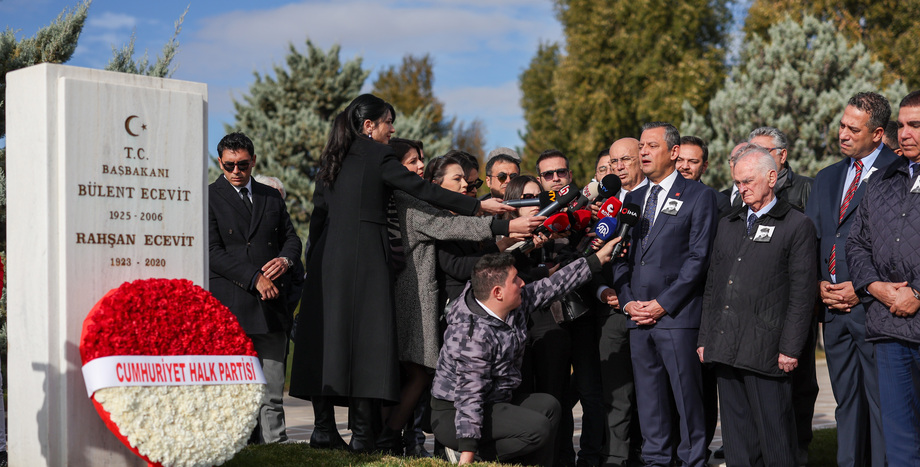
[224,428,839,466]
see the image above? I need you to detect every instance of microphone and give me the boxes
[535,184,579,217]
[542,212,571,233]
[595,174,623,202]
[569,209,593,232]
[582,181,600,201]
[568,182,598,211]
[597,196,623,220]
[504,198,542,208]
[610,203,641,258]
[583,216,618,255]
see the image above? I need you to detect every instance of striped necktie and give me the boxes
[828,160,863,276]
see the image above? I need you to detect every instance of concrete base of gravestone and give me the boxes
[5,63,208,466]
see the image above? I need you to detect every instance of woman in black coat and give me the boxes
[289,94,510,452]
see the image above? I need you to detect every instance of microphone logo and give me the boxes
[620,206,639,218]
[558,185,570,196]
[596,221,610,237]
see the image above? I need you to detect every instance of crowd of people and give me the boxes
[207,89,920,467]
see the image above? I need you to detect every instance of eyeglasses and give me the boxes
[221,160,252,172]
[763,147,783,153]
[610,156,635,166]
[540,168,570,180]
[596,165,613,174]
[488,172,518,183]
[521,193,538,199]
[466,179,483,193]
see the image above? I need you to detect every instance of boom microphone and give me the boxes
[610,203,641,259]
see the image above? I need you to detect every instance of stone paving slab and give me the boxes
[283,358,836,463]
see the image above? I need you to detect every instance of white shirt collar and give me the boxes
[475,298,505,322]
[747,195,778,219]
[227,176,253,196]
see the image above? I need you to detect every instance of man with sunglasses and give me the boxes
[537,150,573,193]
[208,132,302,445]
[483,150,521,200]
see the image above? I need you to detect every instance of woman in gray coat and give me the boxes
[377,151,540,452]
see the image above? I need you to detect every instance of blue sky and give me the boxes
[2,0,564,156]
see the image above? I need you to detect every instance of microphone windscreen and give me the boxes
[544,213,571,233]
[598,174,622,199]
[595,217,619,241]
[539,191,552,208]
[598,196,623,219]
[617,203,641,226]
[582,181,600,201]
[570,210,593,231]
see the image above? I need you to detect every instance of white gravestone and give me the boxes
[5,64,208,466]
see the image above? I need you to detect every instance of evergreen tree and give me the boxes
[519,41,564,175]
[520,0,731,182]
[681,15,907,191]
[0,0,90,352]
[744,0,920,89]
[227,40,368,239]
[105,6,187,78]
[372,53,484,158]
[372,54,445,129]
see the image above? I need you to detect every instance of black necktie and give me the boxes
[239,187,253,214]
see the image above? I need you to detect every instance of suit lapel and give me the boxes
[216,176,253,222]
[641,175,686,256]
[248,182,267,239]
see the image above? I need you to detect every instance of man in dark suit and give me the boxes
[208,132,302,444]
[613,122,718,466]
[806,92,897,467]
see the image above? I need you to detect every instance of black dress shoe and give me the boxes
[375,425,404,456]
[309,429,348,450]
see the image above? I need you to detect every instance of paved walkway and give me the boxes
[284,358,837,464]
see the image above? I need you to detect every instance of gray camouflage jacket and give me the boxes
[431,255,601,451]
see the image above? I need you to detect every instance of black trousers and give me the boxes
[596,307,640,466]
[431,393,561,467]
[716,364,797,467]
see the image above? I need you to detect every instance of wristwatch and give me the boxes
[912,287,920,301]
[281,257,293,269]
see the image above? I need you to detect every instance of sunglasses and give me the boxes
[521,193,538,199]
[489,172,518,183]
[466,179,483,193]
[540,168,570,179]
[221,160,252,172]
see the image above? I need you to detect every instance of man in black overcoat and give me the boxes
[208,132,302,444]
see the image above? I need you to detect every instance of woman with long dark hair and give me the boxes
[289,94,512,452]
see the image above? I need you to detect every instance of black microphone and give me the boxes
[535,184,579,217]
[504,198,542,208]
[610,203,641,259]
[595,174,623,202]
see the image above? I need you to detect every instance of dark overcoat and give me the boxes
[699,199,817,376]
[208,176,302,334]
[289,136,479,402]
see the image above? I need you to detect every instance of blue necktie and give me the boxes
[746,213,757,236]
[641,184,662,244]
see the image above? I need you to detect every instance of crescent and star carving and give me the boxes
[124,115,147,136]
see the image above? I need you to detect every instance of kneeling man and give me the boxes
[697,144,817,466]
[431,241,618,466]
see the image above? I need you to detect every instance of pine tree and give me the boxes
[681,15,907,191]
[744,0,920,89]
[372,53,484,158]
[520,0,731,182]
[227,40,368,239]
[0,0,90,353]
[105,6,187,78]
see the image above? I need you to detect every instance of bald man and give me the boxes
[595,137,646,466]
